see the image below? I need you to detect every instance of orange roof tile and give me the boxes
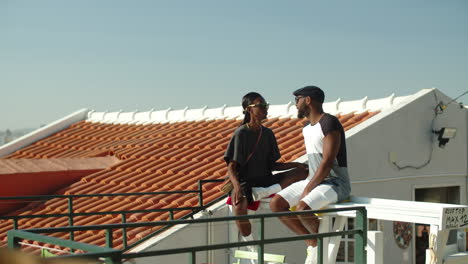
[0,112,379,250]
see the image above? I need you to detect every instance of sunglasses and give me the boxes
[248,103,270,110]
[295,95,306,104]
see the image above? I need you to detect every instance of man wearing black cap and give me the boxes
[270,86,351,264]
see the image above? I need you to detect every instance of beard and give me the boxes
[297,106,309,119]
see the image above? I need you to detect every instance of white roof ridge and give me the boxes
[85,92,419,125]
[344,88,437,138]
[0,89,440,160]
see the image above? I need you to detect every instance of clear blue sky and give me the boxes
[1,0,467,130]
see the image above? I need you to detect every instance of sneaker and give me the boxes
[246,245,257,253]
[305,246,317,264]
[240,233,257,252]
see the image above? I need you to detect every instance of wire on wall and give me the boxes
[389,90,466,170]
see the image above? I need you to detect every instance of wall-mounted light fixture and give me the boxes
[433,127,456,148]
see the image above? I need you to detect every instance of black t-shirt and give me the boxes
[224,125,281,186]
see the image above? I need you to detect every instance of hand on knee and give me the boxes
[296,201,311,211]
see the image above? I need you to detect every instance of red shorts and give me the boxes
[226,194,275,211]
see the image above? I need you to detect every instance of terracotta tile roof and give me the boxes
[0,111,379,252]
[0,157,119,174]
[0,157,119,214]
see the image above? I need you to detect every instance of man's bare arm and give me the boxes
[301,130,341,197]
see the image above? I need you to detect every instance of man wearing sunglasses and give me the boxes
[270,86,351,264]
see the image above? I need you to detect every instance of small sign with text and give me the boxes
[442,207,468,230]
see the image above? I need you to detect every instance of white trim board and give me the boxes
[325,196,468,231]
[0,109,89,158]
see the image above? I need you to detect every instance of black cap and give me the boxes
[293,86,325,104]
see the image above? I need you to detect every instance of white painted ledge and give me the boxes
[0,109,89,158]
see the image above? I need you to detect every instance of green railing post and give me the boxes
[189,251,196,264]
[13,218,18,230]
[169,210,174,220]
[105,229,113,248]
[121,214,127,248]
[355,208,367,264]
[67,197,74,241]
[258,216,265,264]
[108,252,123,264]
[198,181,203,207]
[105,228,116,264]
[317,238,323,264]
[7,233,21,249]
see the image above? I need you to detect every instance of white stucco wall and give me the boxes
[129,89,468,264]
[346,89,468,263]
[347,89,467,187]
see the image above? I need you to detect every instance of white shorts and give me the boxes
[276,180,338,210]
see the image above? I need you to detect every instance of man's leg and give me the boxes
[296,201,319,247]
[252,167,308,201]
[297,184,339,247]
[270,194,315,246]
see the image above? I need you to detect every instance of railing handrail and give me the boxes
[0,179,224,201]
[0,206,205,220]
[1,179,224,250]
[22,206,366,234]
[0,179,224,220]
[8,206,368,264]
[51,230,362,260]
[120,230,360,258]
[0,190,199,201]
[7,229,116,253]
[122,194,227,250]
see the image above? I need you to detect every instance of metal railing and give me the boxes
[0,179,224,250]
[8,206,367,264]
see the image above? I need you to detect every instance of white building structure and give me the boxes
[1,88,467,264]
[124,88,468,264]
